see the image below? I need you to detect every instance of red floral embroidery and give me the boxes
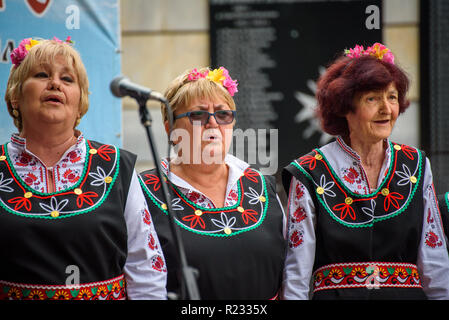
[97,286,109,299]
[343,167,359,184]
[111,282,123,296]
[63,169,80,184]
[333,203,356,220]
[152,256,166,272]
[289,230,303,248]
[182,214,206,229]
[185,191,212,208]
[299,154,317,170]
[383,192,404,211]
[291,206,307,223]
[144,174,161,192]
[187,191,201,202]
[8,196,32,211]
[427,208,434,224]
[15,152,33,167]
[425,231,443,248]
[24,172,38,186]
[148,234,157,250]
[67,150,81,163]
[142,208,152,225]
[400,144,417,160]
[243,168,259,183]
[76,191,98,208]
[241,209,258,225]
[96,145,116,161]
[313,262,422,292]
[295,183,304,199]
[227,189,238,202]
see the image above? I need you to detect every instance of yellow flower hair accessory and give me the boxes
[187,67,238,96]
[10,36,73,68]
[344,42,395,65]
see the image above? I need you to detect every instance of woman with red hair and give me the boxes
[281,43,449,300]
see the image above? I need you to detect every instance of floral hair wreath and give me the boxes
[344,43,395,65]
[187,66,238,96]
[10,36,74,68]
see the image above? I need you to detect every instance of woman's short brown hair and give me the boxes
[4,39,89,131]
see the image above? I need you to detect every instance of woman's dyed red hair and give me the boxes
[316,55,410,137]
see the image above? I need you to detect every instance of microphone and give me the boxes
[110,76,167,102]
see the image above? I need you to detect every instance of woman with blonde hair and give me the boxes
[0,37,167,300]
[139,67,286,299]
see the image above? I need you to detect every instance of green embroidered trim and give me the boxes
[139,172,242,212]
[290,146,423,228]
[0,143,120,219]
[3,140,91,196]
[139,170,269,237]
[171,176,242,212]
[445,192,449,213]
[138,175,168,213]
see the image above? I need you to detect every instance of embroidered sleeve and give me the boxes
[123,171,167,300]
[281,176,316,300]
[417,158,449,299]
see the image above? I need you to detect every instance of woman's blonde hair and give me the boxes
[161,67,236,122]
[4,39,89,131]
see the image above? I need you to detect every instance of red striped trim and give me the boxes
[0,274,126,300]
[313,262,422,293]
[10,134,25,146]
[336,137,360,160]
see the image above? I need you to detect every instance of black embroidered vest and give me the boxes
[283,142,427,299]
[139,167,286,299]
[0,140,135,286]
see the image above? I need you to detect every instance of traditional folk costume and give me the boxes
[139,154,286,299]
[282,137,449,299]
[0,133,167,300]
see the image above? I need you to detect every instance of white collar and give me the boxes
[8,132,86,169]
[9,131,85,153]
[160,153,250,193]
[335,136,392,162]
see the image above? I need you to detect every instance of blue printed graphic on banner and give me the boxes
[0,0,122,146]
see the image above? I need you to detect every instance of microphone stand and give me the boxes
[136,97,201,300]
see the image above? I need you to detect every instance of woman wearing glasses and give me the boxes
[139,67,286,299]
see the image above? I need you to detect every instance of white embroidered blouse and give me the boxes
[161,154,287,237]
[281,137,449,300]
[5,133,167,300]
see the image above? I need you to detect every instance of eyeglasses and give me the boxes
[175,110,236,125]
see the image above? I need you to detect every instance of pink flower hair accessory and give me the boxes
[344,43,395,65]
[52,36,74,44]
[187,68,209,81]
[10,36,74,68]
[186,67,238,96]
